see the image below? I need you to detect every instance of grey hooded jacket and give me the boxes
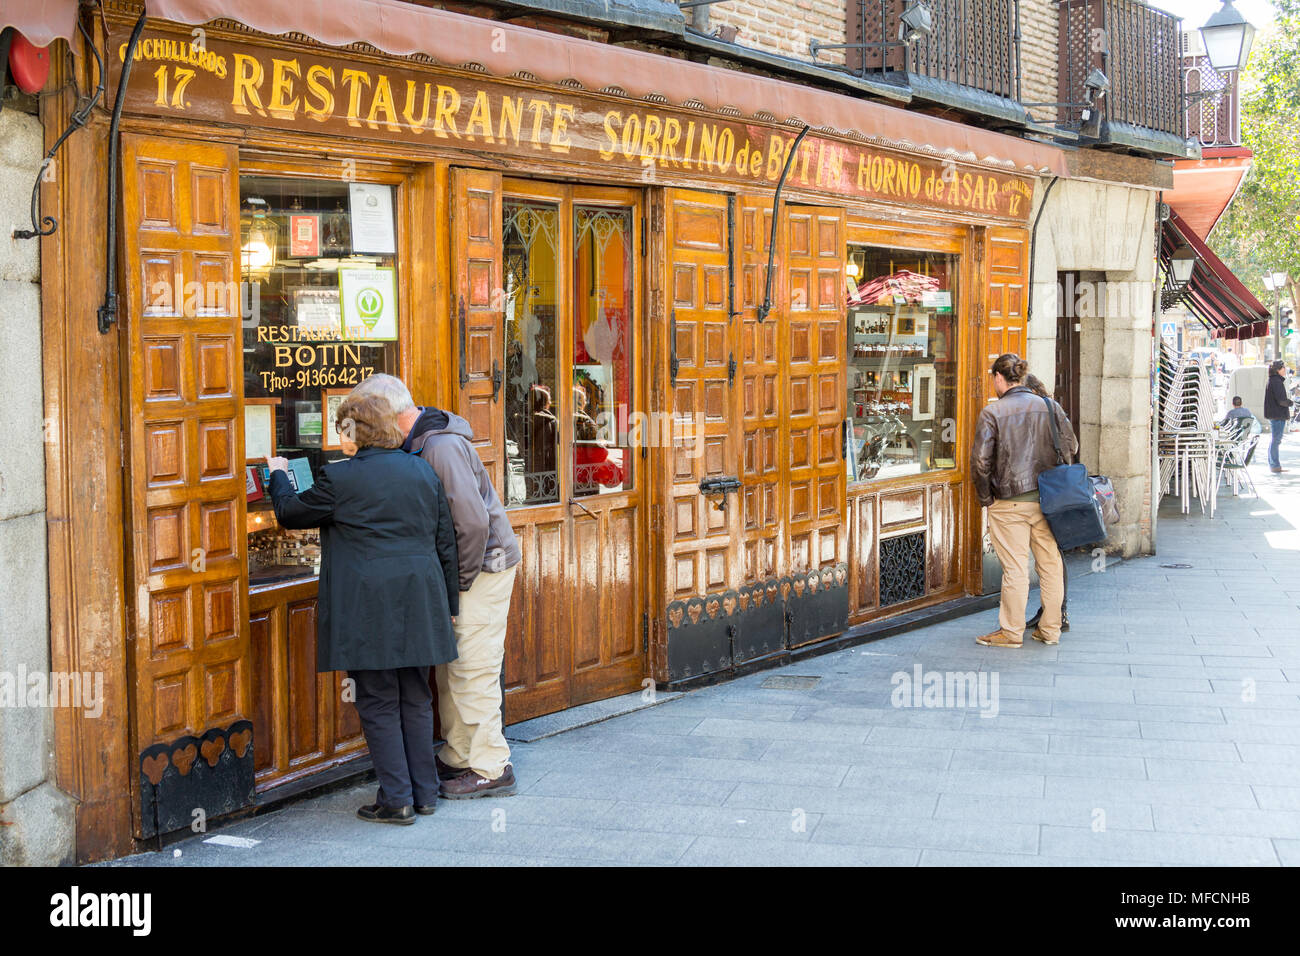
[405,408,521,591]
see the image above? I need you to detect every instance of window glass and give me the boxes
[572,205,634,497]
[846,245,959,481]
[503,200,561,507]
[241,175,399,585]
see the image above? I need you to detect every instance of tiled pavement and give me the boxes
[109,436,1300,867]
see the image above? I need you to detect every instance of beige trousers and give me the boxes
[436,564,517,781]
[986,499,1064,641]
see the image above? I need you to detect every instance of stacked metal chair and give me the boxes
[1157,341,1219,515]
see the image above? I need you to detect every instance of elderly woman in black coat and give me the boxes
[267,392,459,825]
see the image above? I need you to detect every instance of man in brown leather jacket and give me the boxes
[971,353,1078,648]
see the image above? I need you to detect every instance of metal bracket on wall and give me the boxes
[457,295,469,389]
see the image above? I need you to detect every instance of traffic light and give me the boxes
[1284,307,1294,337]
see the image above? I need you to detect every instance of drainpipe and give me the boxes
[97,9,147,334]
[1025,175,1059,329]
[757,124,810,323]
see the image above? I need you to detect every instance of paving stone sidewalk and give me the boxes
[108,436,1300,867]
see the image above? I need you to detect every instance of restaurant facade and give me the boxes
[10,0,1111,861]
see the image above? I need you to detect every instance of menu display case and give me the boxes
[846,247,959,481]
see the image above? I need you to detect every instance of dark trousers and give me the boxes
[349,667,439,808]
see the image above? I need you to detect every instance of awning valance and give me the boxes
[1161,209,1270,339]
[2,0,80,48]
[142,0,1067,177]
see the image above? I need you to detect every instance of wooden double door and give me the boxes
[453,172,647,722]
[661,188,849,681]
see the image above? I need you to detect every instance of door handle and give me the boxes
[457,295,469,389]
[491,359,503,402]
[568,497,597,520]
[669,308,679,386]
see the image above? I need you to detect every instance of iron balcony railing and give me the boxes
[1183,54,1240,146]
[846,0,1019,102]
[1058,0,1183,139]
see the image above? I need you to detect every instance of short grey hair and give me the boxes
[351,373,415,414]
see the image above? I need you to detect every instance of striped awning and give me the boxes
[1160,209,1270,339]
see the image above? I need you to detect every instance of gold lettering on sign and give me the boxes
[123,32,1036,222]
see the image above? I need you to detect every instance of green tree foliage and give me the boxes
[1211,0,1300,308]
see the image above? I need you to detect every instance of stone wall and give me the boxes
[0,106,74,866]
[1026,177,1158,557]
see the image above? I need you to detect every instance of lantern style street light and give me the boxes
[1161,244,1198,311]
[1200,0,1256,74]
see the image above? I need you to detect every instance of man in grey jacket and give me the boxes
[353,374,522,798]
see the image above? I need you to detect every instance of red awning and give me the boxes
[1160,209,1270,339]
[2,0,80,47]
[143,0,1068,177]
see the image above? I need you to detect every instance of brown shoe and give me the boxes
[975,630,1022,648]
[1031,627,1059,646]
[436,755,471,781]
[438,764,517,800]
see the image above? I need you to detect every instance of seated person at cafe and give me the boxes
[1220,395,1260,434]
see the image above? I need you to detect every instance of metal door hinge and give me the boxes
[642,612,650,653]
[491,359,503,402]
[728,352,737,387]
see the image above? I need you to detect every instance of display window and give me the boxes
[502,194,635,508]
[845,245,959,481]
[240,174,401,585]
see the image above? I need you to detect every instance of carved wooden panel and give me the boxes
[783,206,846,576]
[122,136,251,838]
[984,227,1029,404]
[453,168,505,493]
[738,195,780,583]
[665,189,740,603]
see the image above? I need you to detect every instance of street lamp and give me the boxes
[1200,0,1256,73]
[1161,244,1198,310]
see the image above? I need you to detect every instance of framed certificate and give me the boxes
[244,398,279,463]
[322,389,350,450]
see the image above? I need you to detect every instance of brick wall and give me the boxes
[1021,0,1061,123]
[691,0,850,66]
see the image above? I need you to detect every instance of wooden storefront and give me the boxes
[42,3,1043,859]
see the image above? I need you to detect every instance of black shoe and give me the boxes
[1026,608,1044,629]
[1061,610,1070,632]
[415,804,437,816]
[357,803,416,825]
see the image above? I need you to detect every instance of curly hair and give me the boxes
[991,352,1029,384]
[335,392,404,450]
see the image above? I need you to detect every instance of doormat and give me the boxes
[504,688,685,743]
[760,675,822,690]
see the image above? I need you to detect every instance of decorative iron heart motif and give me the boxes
[766,583,779,603]
[229,729,253,759]
[780,581,791,601]
[793,579,805,597]
[668,606,684,628]
[808,573,819,593]
[687,602,703,624]
[142,753,169,785]
[835,566,847,586]
[723,595,737,616]
[706,598,720,619]
[738,591,750,611]
[171,743,197,776]
[200,737,225,768]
